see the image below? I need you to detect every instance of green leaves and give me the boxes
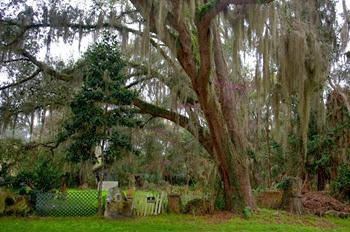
[243,206,252,219]
[83,35,126,89]
[60,34,139,164]
[16,158,62,192]
[332,165,350,201]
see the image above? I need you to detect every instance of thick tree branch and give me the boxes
[24,141,58,149]
[127,61,197,105]
[130,0,198,85]
[197,0,273,24]
[18,49,71,82]
[167,9,198,83]
[195,0,273,93]
[0,18,140,35]
[212,22,245,152]
[133,98,214,155]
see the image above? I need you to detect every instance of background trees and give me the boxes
[0,0,349,212]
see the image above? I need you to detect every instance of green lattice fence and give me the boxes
[36,190,98,216]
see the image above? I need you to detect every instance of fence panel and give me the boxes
[132,191,165,216]
[36,191,98,217]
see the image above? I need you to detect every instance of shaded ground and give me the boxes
[302,191,350,216]
[1,209,350,232]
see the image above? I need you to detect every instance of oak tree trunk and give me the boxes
[129,0,266,213]
[197,87,256,212]
[219,158,256,211]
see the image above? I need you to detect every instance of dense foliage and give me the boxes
[58,35,139,163]
[333,165,350,201]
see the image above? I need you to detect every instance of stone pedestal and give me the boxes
[104,186,133,218]
[256,190,282,210]
[281,176,304,215]
[184,199,212,216]
[168,194,181,214]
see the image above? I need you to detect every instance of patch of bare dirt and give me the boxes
[302,191,350,216]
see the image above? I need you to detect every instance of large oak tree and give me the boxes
[0,0,348,212]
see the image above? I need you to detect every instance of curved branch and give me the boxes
[197,0,273,24]
[0,18,140,35]
[2,58,30,63]
[212,22,245,151]
[19,49,71,82]
[127,61,197,104]
[0,69,41,91]
[125,75,152,88]
[25,141,58,149]
[133,98,214,156]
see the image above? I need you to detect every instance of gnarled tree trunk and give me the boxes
[130,0,269,212]
[197,85,256,211]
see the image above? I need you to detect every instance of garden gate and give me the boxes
[132,191,165,216]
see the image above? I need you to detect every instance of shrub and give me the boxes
[243,206,252,219]
[215,195,226,211]
[184,198,212,216]
[0,138,29,187]
[16,158,62,192]
[333,165,350,202]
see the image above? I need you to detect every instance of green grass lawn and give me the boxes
[1,209,349,232]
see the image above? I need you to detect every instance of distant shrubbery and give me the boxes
[333,165,350,202]
[0,137,65,211]
[16,158,62,192]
